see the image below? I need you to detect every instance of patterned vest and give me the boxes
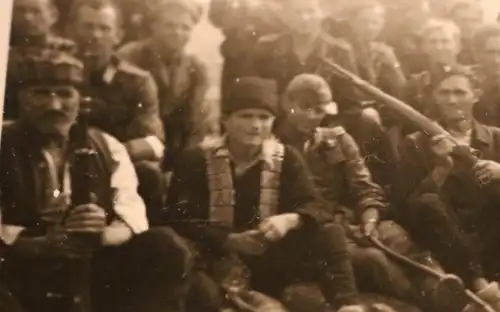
[201,137,285,227]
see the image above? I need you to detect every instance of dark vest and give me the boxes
[1,123,115,235]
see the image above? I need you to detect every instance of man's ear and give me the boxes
[114,29,124,46]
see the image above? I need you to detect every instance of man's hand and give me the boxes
[64,204,107,234]
[258,213,302,242]
[224,230,268,256]
[430,134,455,168]
[361,208,379,238]
[473,160,500,185]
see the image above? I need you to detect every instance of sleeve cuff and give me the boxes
[1,225,25,245]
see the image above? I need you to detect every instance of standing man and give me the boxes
[165,77,366,312]
[118,0,211,172]
[0,50,193,311]
[471,24,500,127]
[248,0,395,187]
[6,0,73,119]
[67,0,166,223]
[394,65,500,312]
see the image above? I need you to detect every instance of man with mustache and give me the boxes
[0,49,193,312]
[67,0,166,224]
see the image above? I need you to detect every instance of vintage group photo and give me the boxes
[2,0,500,311]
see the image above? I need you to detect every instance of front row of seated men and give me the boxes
[3,47,500,312]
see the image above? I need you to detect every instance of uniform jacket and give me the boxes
[118,40,210,168]
[247,32,363,114]
[164,140,333,254]
[393,123,500,230]
[278,123,387,221]
[83,55,165,149]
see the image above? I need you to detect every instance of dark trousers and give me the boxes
[240,223,359,309]
[397,193,499,287]
[1,227,194,312]
[134,161,166,225]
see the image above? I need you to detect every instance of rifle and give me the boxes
[321,58,479,166]
[320,60,497,311]
[64,97,98,312]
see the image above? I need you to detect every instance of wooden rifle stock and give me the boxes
[321,59,479,166]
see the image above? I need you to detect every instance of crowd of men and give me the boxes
[2,0,500,311]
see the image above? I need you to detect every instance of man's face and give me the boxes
[284,0,324,36]
[151,11,195,53]
[478,36,500,78]
[351,6,385,42]
[19,85,80,135]
[287,99,328,135]
[452,5,484,40]
[73,5,121,60]
[433,75,478,123]
[224,108,275,147]
[422,29,460,65]
[12,0,57,37]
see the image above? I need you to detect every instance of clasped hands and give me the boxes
[224,213,302,256]
[17,204,107,258]
[431,134,500,185]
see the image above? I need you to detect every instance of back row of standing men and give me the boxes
[3,0,500,311]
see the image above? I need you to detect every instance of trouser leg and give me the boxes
[92,227,194,312]
[399,193,484,288]
[244,223,360,310]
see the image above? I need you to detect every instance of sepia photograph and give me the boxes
[2,0,500,311]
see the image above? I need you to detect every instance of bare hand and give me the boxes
[430,134,455,167]
[225,230,268,256]
[473,160,500,185]
[64,204,107,234]
[258,213,302,242]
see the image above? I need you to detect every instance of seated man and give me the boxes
[67,0,165,223]
[0,49,193,312]
[394,65,500,312]
[165,77,366,312]
[277,74,449,312]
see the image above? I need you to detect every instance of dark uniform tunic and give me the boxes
[248,32,362,116]
[393,123,500,284]
[82,55,164,153]
[118,39,210,169]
